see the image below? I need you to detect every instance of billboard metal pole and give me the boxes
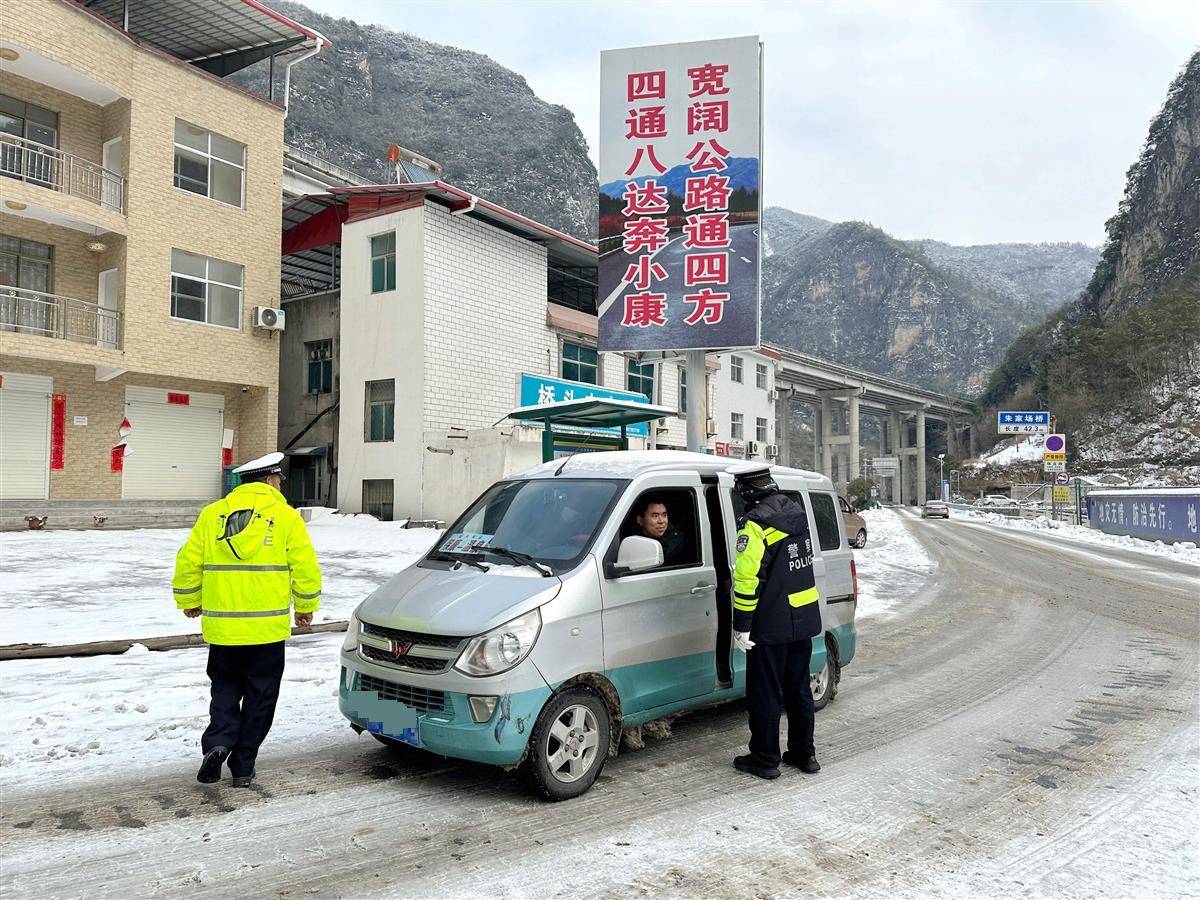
[685,349,707,452]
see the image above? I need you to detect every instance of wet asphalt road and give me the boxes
[2,511,1197,898]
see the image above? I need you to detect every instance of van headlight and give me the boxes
[341,607,361,653]
[454,609,542,677]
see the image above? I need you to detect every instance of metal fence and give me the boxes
[0,287,121,348]
[0,134,125,213]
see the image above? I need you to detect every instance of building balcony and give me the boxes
[0,286,121,349]
[1,134,125,214]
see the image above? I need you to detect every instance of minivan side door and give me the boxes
[599,471,718,715]
[806,489,855,628]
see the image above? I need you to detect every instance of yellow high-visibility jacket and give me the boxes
[171,482,322,646]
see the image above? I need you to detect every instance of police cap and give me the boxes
[730,463,778,506]
[233,451,286,481]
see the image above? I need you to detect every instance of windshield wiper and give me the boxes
[430,551,490,572]
[486,547,553,577]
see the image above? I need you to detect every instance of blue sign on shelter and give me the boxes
[517,373,651,437]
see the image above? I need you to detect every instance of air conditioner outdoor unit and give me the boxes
[765,444,779,458]
[769,389,779,401]
[252,306,286,331]
[706,418,718,436]
[745,440,759,456]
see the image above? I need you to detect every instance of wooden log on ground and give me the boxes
[0,620,350,661]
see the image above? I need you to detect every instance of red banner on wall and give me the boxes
[50,393,66,470]
[223,447,233,466]
[167,392,190,405]
[111,445,125,472]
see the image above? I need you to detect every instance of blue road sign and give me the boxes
[517,373,651,438]
[998,411,1050,434]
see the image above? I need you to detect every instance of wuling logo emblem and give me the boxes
[388,639,413,660]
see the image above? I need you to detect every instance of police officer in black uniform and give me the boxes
[730,465,822,779]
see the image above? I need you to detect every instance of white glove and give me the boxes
[733,631,755,652]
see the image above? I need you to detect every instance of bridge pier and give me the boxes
[916,407,927,505]
[848,392,861,485]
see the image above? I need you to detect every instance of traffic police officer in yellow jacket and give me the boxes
[172,452,322,787]
[731,465,822,780]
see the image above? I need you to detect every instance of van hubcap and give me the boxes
[546,704,600,784]
[811,661,829,700]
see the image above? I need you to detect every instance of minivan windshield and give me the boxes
[431,478,622,570]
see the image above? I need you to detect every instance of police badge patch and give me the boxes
[736,533,749,553]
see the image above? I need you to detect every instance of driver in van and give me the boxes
[634,495,687,567]
[730,465,822,781]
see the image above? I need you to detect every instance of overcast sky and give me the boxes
[304,1,1197,246]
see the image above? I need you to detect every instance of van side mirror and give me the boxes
[606,535,664,578]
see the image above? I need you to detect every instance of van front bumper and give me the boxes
[338,649,552,767]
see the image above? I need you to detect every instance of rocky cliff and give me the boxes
[762,209,1096,395]
[233,1,598,238]
[980,52,1200,476]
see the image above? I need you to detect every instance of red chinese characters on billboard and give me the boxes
[599,37,761,352]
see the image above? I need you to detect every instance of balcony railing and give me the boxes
[0,287,122,349]
[0,134,125,213]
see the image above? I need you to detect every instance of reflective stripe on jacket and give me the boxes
[171,482,322,646]
[732,492,821,645]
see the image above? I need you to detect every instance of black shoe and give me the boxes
[197,746,229,784]
[231,771,255,788]
[782,750,821,774]
[733,754,780,780]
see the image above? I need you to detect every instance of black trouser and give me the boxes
[746,638,815,769]
[201,642,286,777]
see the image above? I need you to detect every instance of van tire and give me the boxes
[522,687,611,802]
[812,636,840,711]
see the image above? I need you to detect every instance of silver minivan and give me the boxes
[339,451,859,800]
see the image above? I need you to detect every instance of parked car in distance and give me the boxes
[922,500,951,519]
[839,495,868,548]
[979,494,1012,507]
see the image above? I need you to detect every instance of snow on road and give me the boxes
[952,506,1200,564]
[852,507,936,620]
[0,508,930,792]
[0,513,439,646]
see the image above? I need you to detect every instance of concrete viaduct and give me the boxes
[765,344,977,505]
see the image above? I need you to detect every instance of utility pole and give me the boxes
[685,349,707,453]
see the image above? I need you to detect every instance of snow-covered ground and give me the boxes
[974,435,1046,468]
[952,506,1200,564]
[0,513,439,646]
[852,508,936,620]
[0,509,931,791]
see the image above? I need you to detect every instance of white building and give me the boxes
[709,348,779,462]
[280,180,777,522]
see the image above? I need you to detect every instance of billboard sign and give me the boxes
[516,373,651,438]
[1087,489,1200,544]
[597,36,762,352]
[998,411,1050,434]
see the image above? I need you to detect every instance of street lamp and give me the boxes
[937,453,946,500]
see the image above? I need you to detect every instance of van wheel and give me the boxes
[523,687,610,801]
[854,529,868,548]
[812,637,840,711]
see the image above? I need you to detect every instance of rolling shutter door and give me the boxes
[0,372,52,499]
[122,386,224,500]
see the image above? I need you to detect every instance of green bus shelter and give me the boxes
[505,397,677,463]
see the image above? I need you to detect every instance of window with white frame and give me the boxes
[173,120,245,207]
[365,379,395,442]
[756,417,768,443]
[306,339,334,395]
[626,358,655,401]
[731,412,744,440]
[170,249,243,329]
[562,341,598,384]
[370,232,396,293]
[730,355,744,383]
[678,367,687,414]
[756,363,768,390]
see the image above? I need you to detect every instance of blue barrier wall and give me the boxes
[1086,489,1200,544]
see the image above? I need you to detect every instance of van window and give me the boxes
[436,478,620,569]
[730,489,818,550]
[617,487,702,570]
[810,493,842,551]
